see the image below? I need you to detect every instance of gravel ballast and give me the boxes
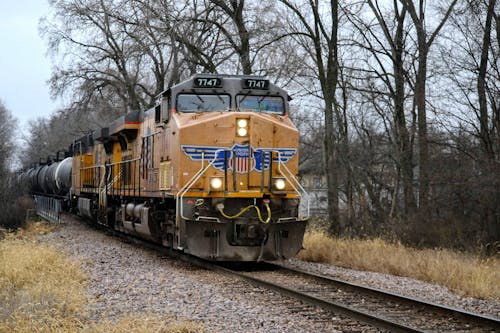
[283,260,500,319]
[38,215,499,332]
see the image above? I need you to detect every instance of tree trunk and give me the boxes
[403,0,458,214]
[415,44,429,213]
[393,7,416,216]
[233,0,252,74]
[325,100,340,234]
[326,0,341,234]
[477,0,496,159]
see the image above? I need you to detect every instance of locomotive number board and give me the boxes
[243,79,269,90]
[194,77,222,88]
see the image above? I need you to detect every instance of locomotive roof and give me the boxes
[160,73,291,101]
[76,74,292,151]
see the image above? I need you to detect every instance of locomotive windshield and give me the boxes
[237,95,285,115]
[177,93,230,113]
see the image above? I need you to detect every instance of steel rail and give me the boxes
[205,262,423,333]
[265,262,500,331]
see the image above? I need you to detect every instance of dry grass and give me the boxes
[0,222,204,333]
[297,231,500,300]
[0,234,88,332]
[16,220,58,238]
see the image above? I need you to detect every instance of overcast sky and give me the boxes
[0,1,56,132]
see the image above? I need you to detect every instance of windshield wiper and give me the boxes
[258,92,270,103]
[191,89,205,104]
[212,90,227,109]
[238,90,252,110]
[257,92,271,111]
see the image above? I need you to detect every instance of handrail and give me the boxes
[177,149,225,222]
[276,152,310,220]
[80,159,141,196]
[106,158,141,166]
[107,158,141,197]
[258,148,310,220]
[79,164,100,189]
[79,165,100,170]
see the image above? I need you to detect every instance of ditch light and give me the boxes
[273,178,286,191]
[210,177,223,191]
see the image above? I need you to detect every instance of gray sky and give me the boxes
[0,1,56,132]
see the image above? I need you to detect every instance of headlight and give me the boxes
[236,118,249,137]
[237,127,248,136]
[210,177,223,190]
[237,119,248,128]
[273,178,286,191]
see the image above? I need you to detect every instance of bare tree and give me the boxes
[42,0,189,114]
[207,0,252,74]
[399,0,458,212]
[431,0,500,162]
[476,0,499,160]
[169,0,235,74]
[437,0,500,248]
[345,1,418,218]
[175,0,304,83]
[278,0,344,233]
[0,100,24,228]
[0,100,16,175]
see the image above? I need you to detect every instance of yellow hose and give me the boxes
[217,204,271,224]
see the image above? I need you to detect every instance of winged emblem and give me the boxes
[254,148,297,172]
[181,144,296,173]
[180,145,227,170]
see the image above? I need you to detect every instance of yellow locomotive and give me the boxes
[71,74,308,261]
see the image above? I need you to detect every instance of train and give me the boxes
[23,74,309,261]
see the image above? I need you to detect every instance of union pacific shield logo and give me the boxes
[229,144,256,173]
[181,144,296,173]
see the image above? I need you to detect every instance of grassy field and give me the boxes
[297,230,500,300]
[0,222,203,333]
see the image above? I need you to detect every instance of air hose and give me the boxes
[216,202,271,224]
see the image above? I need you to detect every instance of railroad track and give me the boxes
[70,216,500,332]
[211,262,500,332]
[111,231,499,332]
